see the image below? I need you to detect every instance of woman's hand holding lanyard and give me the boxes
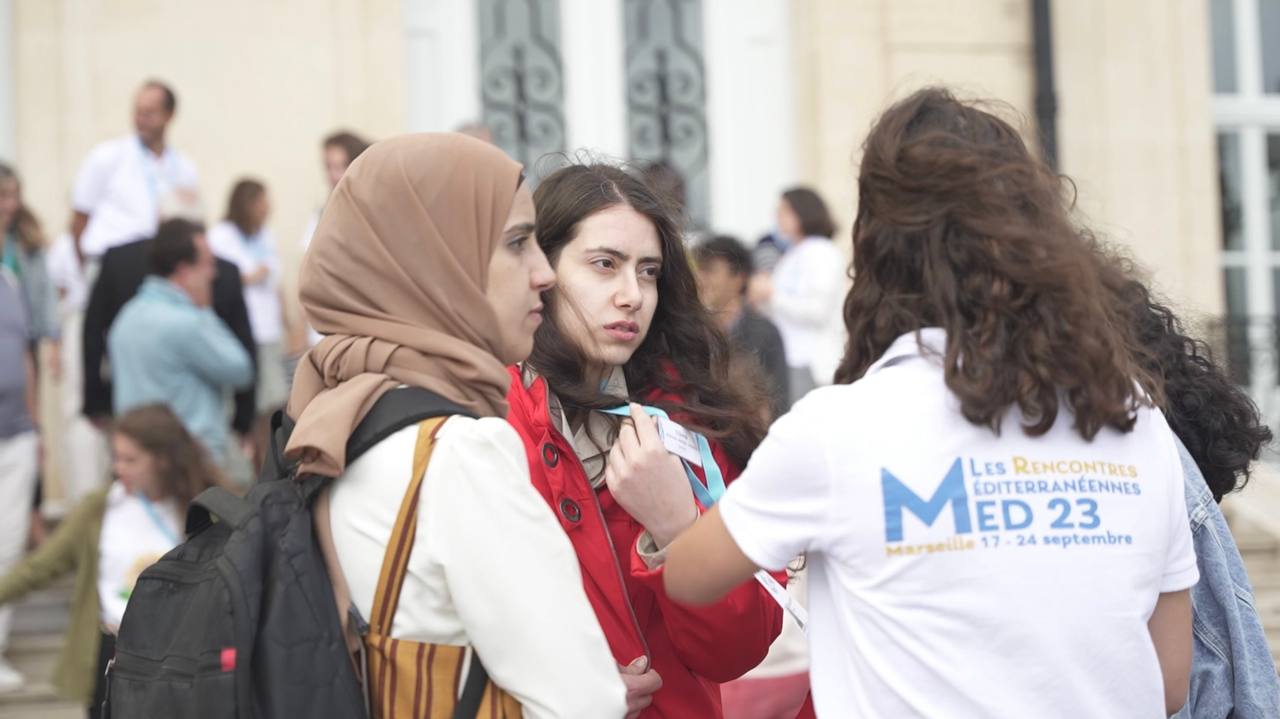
[604,403,810,632]
[604,403,699,549]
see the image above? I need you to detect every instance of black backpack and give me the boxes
[104,387,487,719]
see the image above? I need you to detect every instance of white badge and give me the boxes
[656,415,703,467]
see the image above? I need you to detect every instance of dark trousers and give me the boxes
[88,631,115,719]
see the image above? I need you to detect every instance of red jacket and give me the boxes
[505,367,784,718]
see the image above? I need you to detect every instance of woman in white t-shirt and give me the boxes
[0,404,226,716]
[760,187,846,404]
[208,180,291,468]
[665,87,1197,718]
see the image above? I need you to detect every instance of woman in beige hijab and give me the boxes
[287,133,626,719]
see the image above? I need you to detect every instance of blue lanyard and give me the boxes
[600,405,725,508]
[604,404,809,631]
[136,493,180,545]
[243,231,270,261]
[602,402,809,632]
[136,136,170,207]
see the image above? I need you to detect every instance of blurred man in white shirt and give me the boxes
[69,80,199,264]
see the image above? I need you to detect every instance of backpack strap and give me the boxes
[265,386,470,502]
[267,407,296,483]
[347,387,469,466]
[186,487,251,536]
[454,652,490,719]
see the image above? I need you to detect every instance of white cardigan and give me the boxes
[329,415,627,719]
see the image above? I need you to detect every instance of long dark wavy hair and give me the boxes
[1106,266,1273,501]
[529,163,767,466]
[113,404,227,507]
[835,87,1159,440]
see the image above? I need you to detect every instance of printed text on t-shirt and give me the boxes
[880,456,1142,558]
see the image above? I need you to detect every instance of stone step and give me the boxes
[0,577,79,717]
[0,639,83,717]
[9,583,72,638]
[5,633,61,664]
[0,634,73,712]
[0,700,83,719]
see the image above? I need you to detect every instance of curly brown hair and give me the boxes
[835,87,1158,440]
[1102,256,1272,500]
[530,163,768,466]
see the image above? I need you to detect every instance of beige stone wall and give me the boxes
[792,0,1221,319]
[15,0,406,288]
[1053,0,1222,319]
[15,0,407,504]
[792,0,1035,246]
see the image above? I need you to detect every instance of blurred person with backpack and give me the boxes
[0,404,225,716]
[106,134,626,719]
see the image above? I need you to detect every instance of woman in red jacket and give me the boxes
[504,163,784,718]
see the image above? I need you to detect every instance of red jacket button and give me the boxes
[559,498,582,523]
[542,443,560,468]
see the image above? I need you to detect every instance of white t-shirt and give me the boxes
[718,328,1199,718]
[768,237,845,372]
[72,135,199,258]
[97,482,184,629]
[330,415,627,718]
[207,220,283,344]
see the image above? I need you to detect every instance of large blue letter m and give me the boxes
[882,458,971,542]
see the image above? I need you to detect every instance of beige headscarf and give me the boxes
[286,133,522,476]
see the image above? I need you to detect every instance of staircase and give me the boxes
[0,578,82,718]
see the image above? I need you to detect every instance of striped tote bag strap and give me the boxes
[369,417,448,638]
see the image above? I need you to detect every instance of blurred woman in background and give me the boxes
[0,404,225,718]
[209,179,291,470]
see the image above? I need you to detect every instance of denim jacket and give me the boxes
[1174,437,1280,718]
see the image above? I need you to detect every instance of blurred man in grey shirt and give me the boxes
[694,235,790,420]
